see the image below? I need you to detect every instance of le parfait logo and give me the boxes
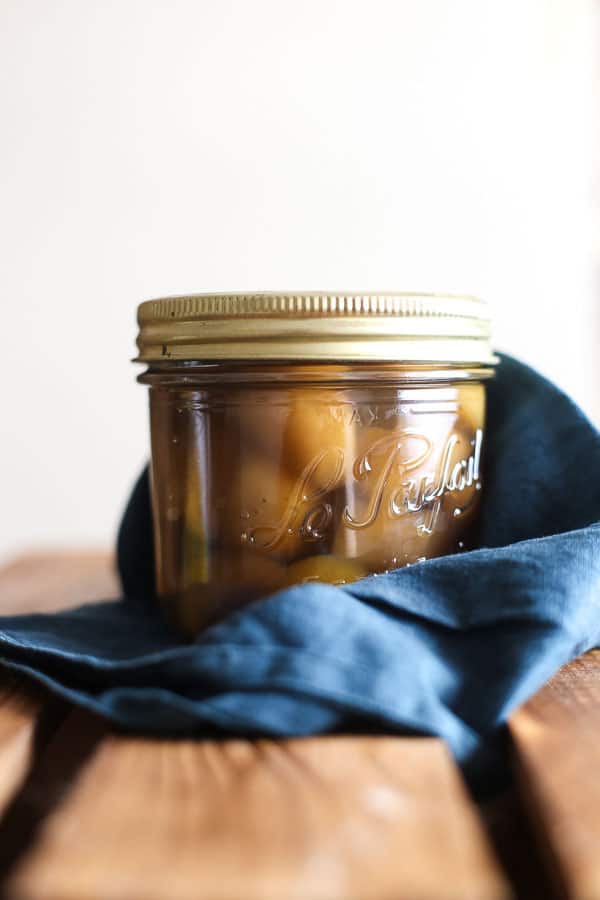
[243,430,484,550]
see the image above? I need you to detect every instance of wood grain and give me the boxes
[0,551,117,816]
[0,552,115,885]
[510,651,600,899]
[0,552,512,900]
[0,554,103,826]
[5,732,512,900]
[0,552,119,615]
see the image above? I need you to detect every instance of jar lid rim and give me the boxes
[138,291,489,319]
[135,291,497,365]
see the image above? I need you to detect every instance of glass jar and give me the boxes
[135,293,497,637]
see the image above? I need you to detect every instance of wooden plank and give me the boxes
[0,552,118,615]
[0,554,511,898]
[510,650,600,899]
[0,552,115,811]
[0,555,101,826]
[4,732,512,900]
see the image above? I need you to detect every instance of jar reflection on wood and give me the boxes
[136,294,496,637]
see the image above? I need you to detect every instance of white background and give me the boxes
[1,0,598,561]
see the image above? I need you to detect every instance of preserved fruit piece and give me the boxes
[217,456,304,562]
[458,383,486,433]
[280,392,353,490]
[280,554,368,588]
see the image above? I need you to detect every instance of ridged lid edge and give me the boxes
[138,291,489,321]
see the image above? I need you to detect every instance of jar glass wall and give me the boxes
[140,362,489,637]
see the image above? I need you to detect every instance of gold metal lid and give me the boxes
[135,292,496,365]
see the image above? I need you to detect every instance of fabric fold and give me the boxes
[1,354,599,794]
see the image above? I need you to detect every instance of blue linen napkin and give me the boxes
[1,354,599,794]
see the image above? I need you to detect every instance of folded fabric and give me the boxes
[1,354,599,795]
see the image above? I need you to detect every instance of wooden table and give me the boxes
[0,554,597,900]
